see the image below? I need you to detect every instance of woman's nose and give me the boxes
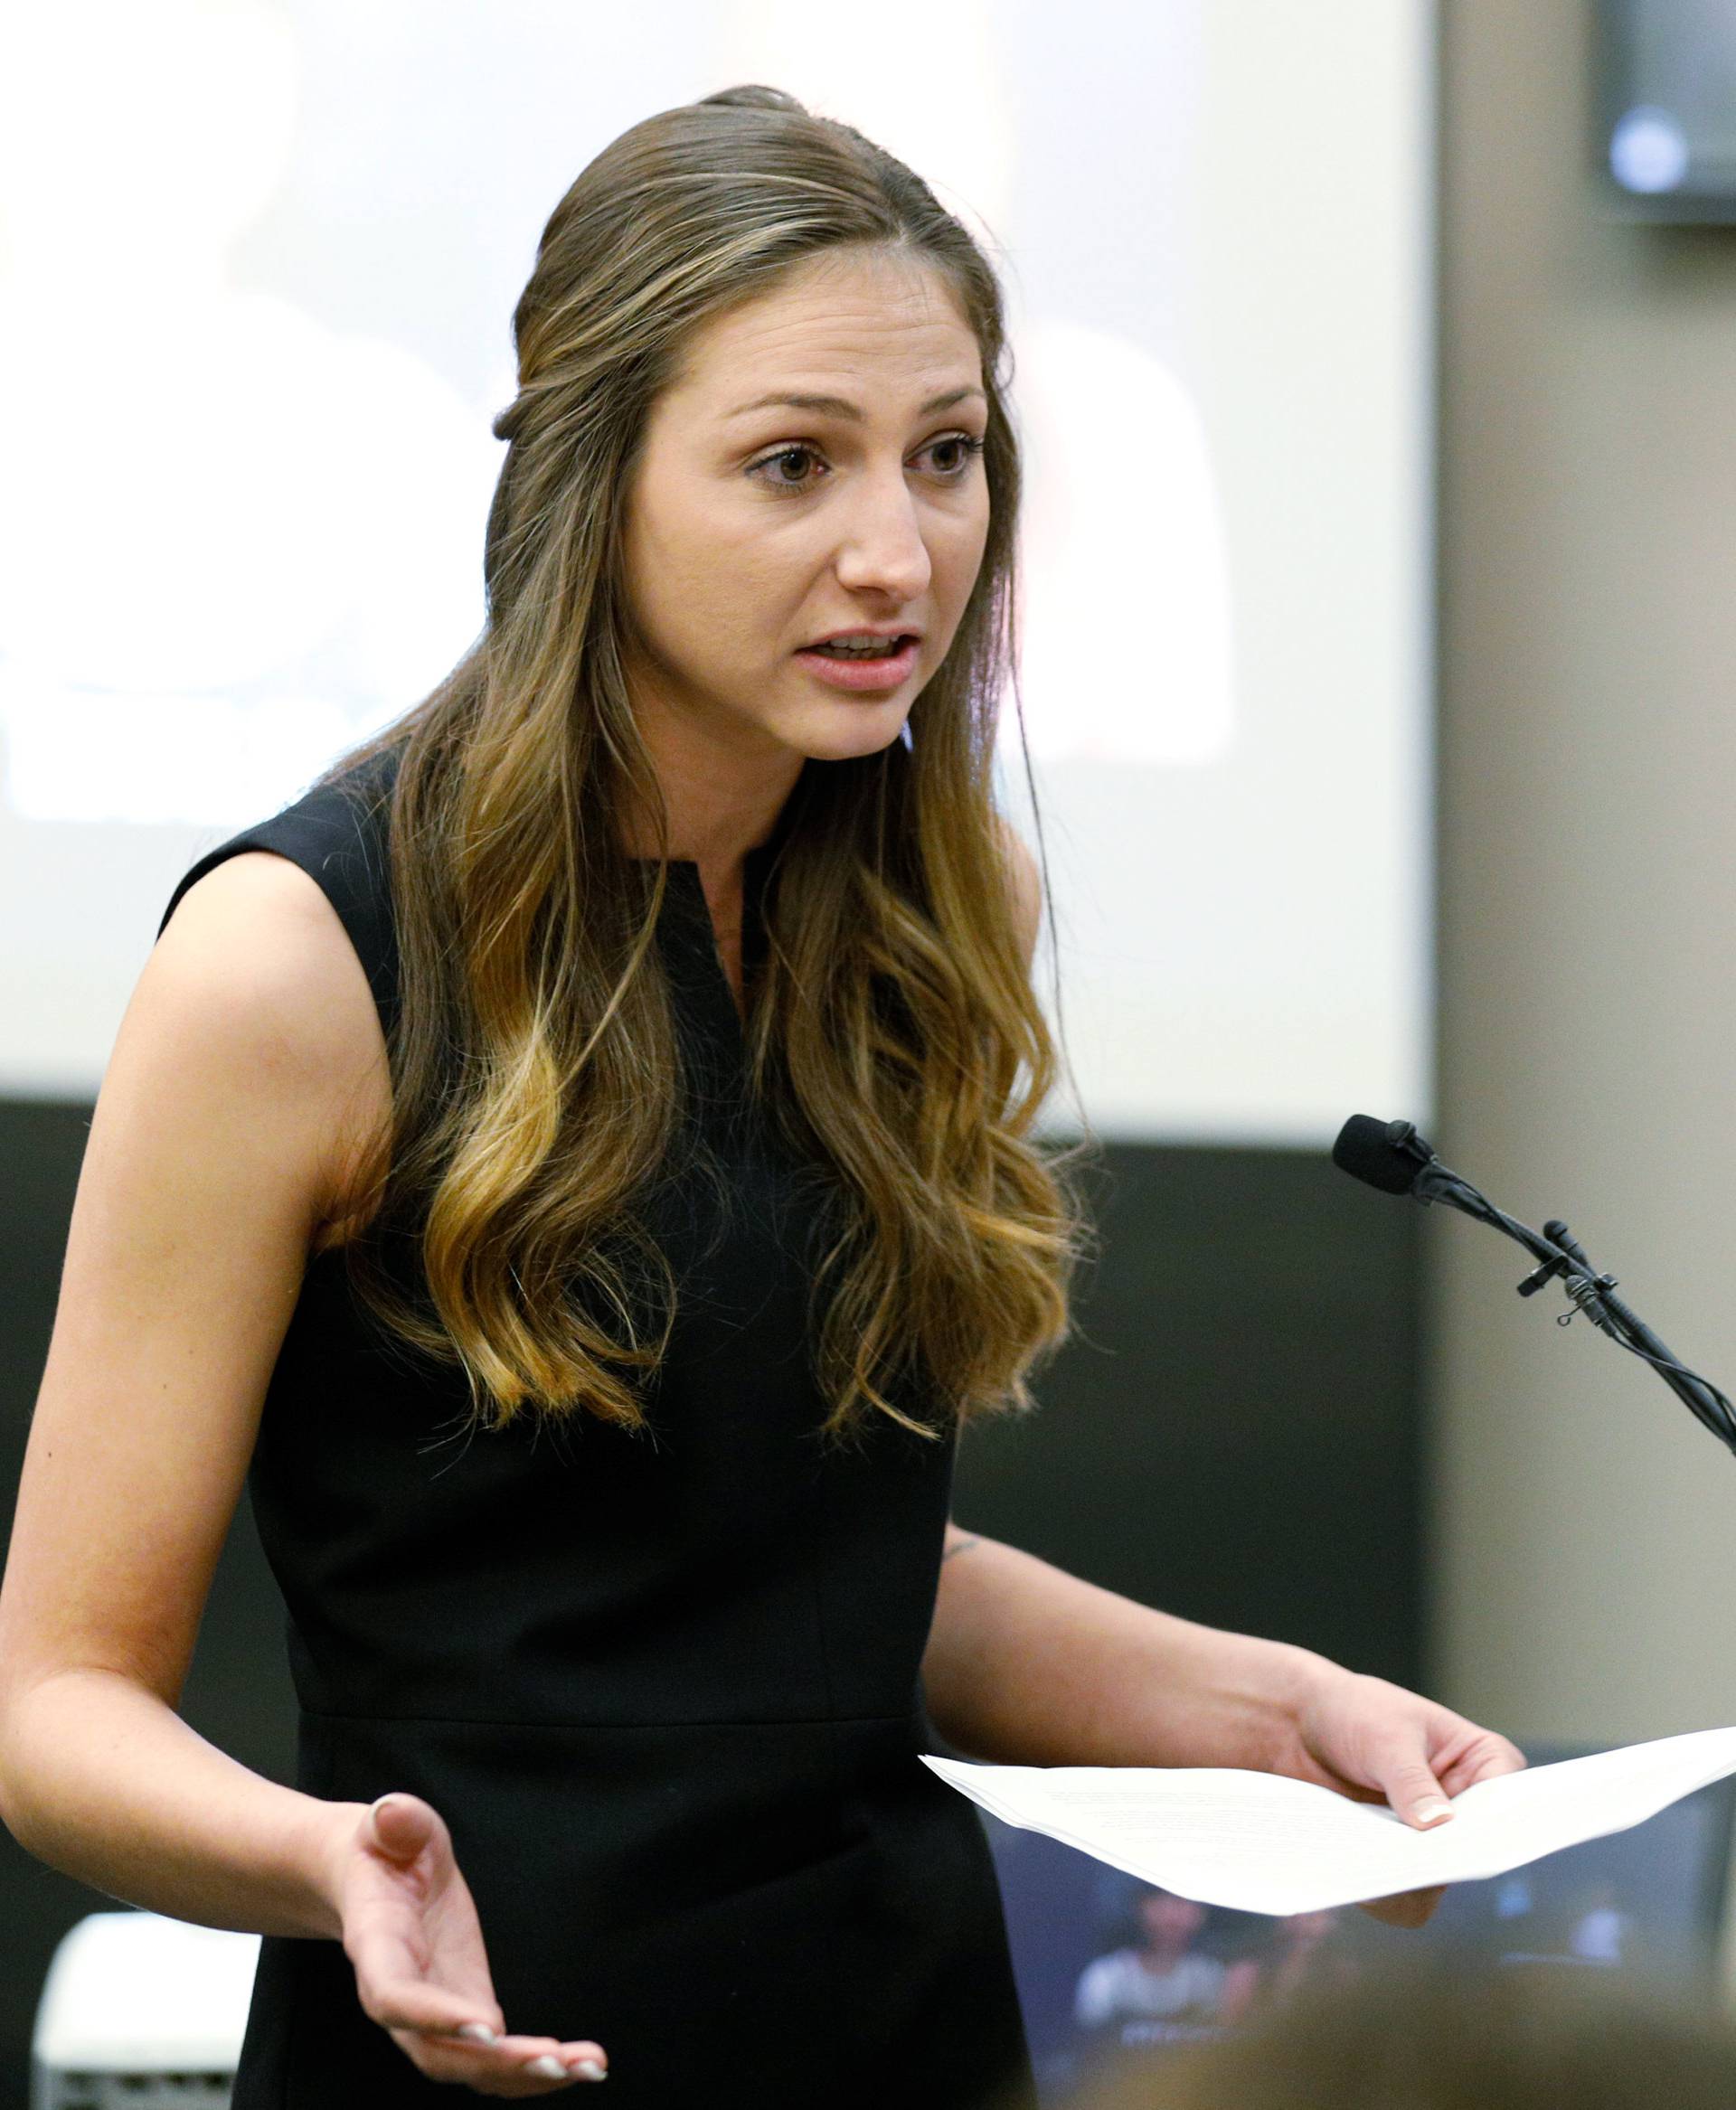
[831,473,934,600]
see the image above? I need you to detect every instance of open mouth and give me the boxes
[795,635,921,690]
[803,634,919,660]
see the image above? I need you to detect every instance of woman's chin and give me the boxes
[804,724,907,764]
[778,695,910,761]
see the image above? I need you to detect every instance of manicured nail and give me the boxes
[525,2055,566,2078]
[571,2059,607,2080]
[458,2022,497,2044]
[1415,1795,1453,1826]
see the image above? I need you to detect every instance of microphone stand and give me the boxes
[1413,1162,1736,1457]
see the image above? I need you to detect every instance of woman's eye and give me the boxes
[751,443,826,492]
[746,432,986,495]
[922,434,987,477]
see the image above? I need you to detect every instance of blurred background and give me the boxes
[2,0,1735,2104]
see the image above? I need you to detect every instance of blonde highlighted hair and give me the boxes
[320,82,1095,1437]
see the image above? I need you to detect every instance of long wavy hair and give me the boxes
[316,82,1096,1439]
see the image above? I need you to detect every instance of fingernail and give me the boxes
[571,2059,607,2080]
[1415,1795,1453,1826]
[458,2022,497,2044]
[525,2055,566,2078]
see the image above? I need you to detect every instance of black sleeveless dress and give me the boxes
[156,755,1033,2110]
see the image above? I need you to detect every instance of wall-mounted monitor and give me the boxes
[1599,0,1736,220]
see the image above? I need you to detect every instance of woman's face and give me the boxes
[618,245,992,787]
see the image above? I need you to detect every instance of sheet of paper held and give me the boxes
[922,1727,1736,1917]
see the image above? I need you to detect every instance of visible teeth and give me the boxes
[814,636,904,657]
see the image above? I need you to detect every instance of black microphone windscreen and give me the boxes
[1332,1115,1429,1196]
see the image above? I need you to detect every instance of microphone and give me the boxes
[1331,1116,1433,1195]
[1332,1114,1736,1459]
[1331,1116,1522,1238]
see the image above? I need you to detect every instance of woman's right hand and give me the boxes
[327,1793,608,2096]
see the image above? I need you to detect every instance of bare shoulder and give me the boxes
[147,849,391,1239]
[154,843,377,1033]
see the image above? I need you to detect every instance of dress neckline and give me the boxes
[650,843,778,1046]
[627,838,779,878]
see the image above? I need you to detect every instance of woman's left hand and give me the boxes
[1277,1663,1528,1927]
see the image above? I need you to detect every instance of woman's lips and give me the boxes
[794,636,920,691]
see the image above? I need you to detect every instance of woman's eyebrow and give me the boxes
[723,384,986,422]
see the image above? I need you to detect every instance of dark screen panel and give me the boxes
[952,1142,1424,1683]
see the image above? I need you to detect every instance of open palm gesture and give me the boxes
[331,1794,608,2096]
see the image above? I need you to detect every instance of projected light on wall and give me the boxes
[0,0,1230,830]
[0,1,499,827]
[1014,319,1232,765]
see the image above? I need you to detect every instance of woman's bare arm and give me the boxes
[0,851,387,1936]
[922,1525,1320,1774]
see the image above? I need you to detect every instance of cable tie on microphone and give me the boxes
[1517,1254,1571,1299]
[1554,1271,1620,1328]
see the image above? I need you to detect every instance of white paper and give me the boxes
[923,1725,1736,1917]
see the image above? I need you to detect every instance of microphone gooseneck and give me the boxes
[1332,1114,1736,1459]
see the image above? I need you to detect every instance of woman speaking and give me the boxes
[0,85,1522,2109]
